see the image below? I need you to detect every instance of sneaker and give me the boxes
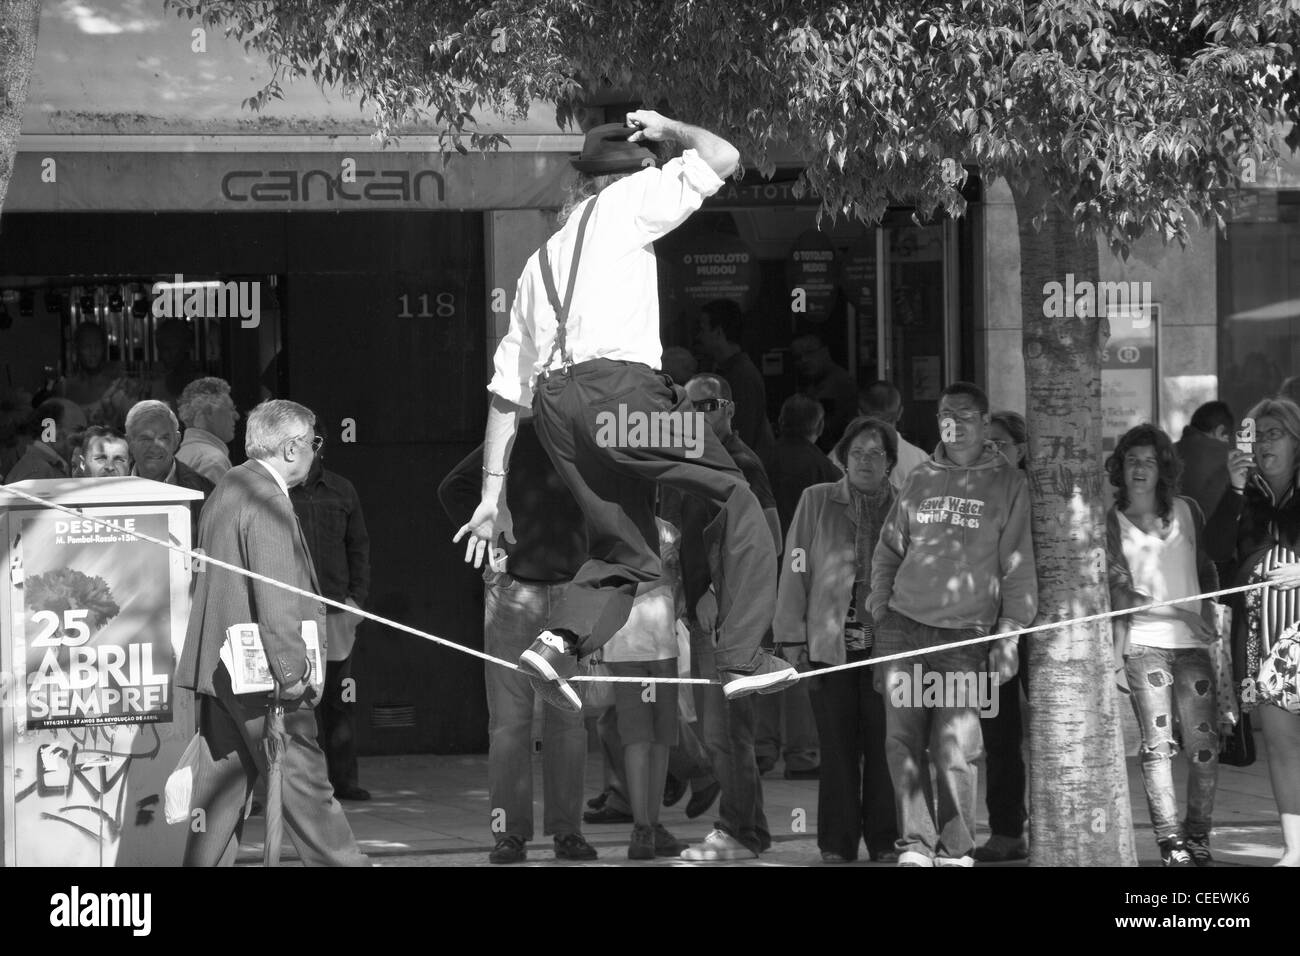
[628,824,656,861]
[935,854,975,867]
[653,823,689,857]
[662,774,687,808]
[489,834,527,864]
[720,654,799,699]
[519,631,581,712]
[1159,838,1194,867]
[680,828,758,861]
[586,790,609,811]
[897,850,934,867]
[685,780,721,819]
[554,832,598,861]
[1185,833,1214,867]
[973,834,1028,862]
[821,850,853,863]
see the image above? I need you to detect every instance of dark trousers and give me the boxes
[532,359,775,672]
[317,654,359,792]
[809,651,897,860]
[184,664,367,867]
[981,637,1028,839]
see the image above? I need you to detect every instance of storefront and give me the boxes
[1,5,990,755]
[657,179,978,450]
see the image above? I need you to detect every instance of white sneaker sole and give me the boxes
[524,672,582,713]
[721,666,798,699]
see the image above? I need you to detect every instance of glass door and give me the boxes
[878,215,957,452]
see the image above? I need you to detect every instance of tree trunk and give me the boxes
[1014,180,1137,866]
[0,0,42,219]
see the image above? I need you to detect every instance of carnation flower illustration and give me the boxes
[26,568,120,634]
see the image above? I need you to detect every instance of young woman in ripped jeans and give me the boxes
[1106,424,1220,866]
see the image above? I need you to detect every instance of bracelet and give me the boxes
[482,467,508,478]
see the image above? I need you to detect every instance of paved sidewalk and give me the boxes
[236,729,1286,867]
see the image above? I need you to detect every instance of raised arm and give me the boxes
[627,110,740,179]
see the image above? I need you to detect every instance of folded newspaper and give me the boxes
[220,621,322,695]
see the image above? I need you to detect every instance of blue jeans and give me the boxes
[1125,643,1219,842]
[484,572,587,841]
[873,612,987,861]
[691,621,769,852]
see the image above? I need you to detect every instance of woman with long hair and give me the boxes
[1107,423,1220,866]
[1206,398,1300,866]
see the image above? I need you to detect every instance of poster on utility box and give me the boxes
[19,511,174,730]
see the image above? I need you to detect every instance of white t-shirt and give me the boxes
[489,150,725,407]
[1118,498,1201,650]
[890,435,930,491]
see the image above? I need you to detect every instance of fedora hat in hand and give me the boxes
[571,122,658,174]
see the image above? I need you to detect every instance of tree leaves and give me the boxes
[157,0,1300,247]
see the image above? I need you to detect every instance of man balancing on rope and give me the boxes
[454,110,797,712]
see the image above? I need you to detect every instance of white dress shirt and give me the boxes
[253,458,290,498]
[489,149,725,407]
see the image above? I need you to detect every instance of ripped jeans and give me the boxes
[1125,643,1220,843]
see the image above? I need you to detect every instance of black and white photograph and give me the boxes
[1,0,1296,936]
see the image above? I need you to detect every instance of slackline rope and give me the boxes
[0,482,1273,686]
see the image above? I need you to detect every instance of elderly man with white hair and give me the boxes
[125,399,213,540]
[176,376,239,484]
[177,398,366,866]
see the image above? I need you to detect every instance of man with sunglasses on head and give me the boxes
[867,381,1037,867]
[178,399,366,866]
[672,373,783,860]
[455,110,795,714]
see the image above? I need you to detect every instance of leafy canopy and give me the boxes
[166,0,1300,253]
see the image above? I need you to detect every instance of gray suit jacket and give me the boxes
[177,460,328,697]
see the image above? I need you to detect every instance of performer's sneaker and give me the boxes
[519,630,581,712]
[720,653,799,699]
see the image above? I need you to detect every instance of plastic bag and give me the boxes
[164,733,204,825]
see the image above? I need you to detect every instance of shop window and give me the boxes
[1218,191,1300,418]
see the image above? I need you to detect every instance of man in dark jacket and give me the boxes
[675,374,783,861]
[125,400,213,542]
[291,424,371,802]
[1176,401,1234,520]
[177,399,365,867]
[439,414,599,864]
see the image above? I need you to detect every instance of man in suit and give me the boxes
[177,399,367,867]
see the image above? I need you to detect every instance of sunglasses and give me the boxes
[692,398,732,412]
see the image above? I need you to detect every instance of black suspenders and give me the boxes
[538,198,597,374]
